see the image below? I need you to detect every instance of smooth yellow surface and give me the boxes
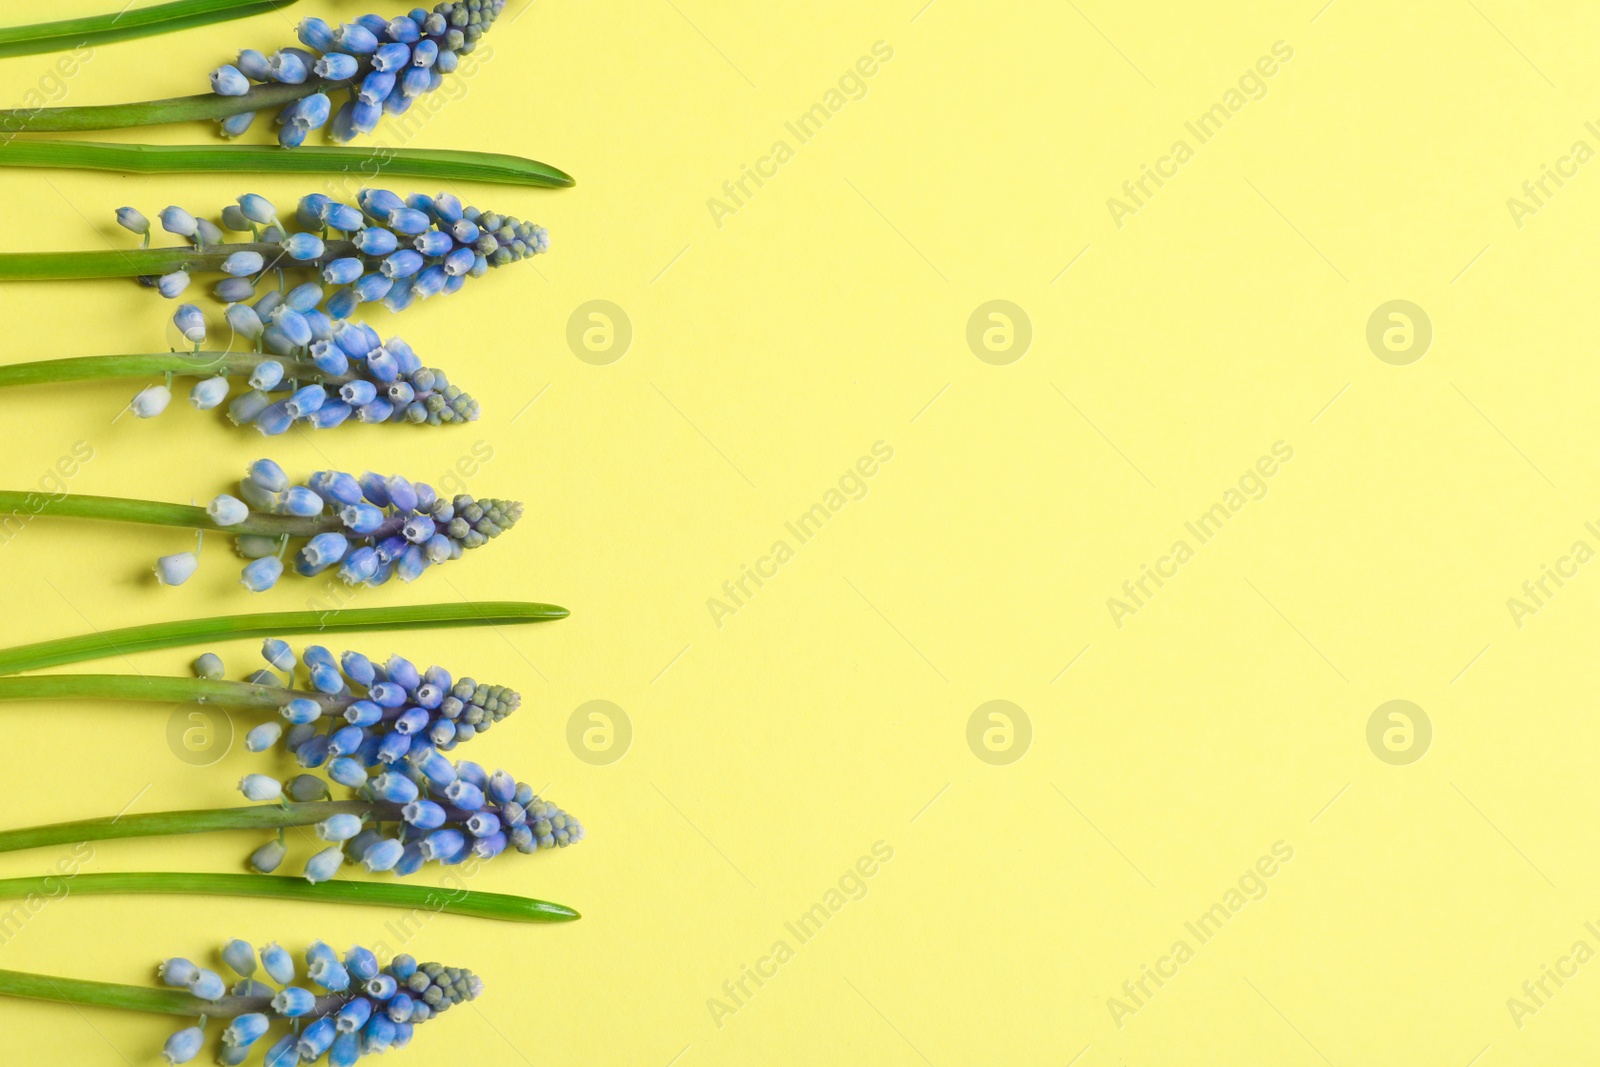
[1,0,1598,1062]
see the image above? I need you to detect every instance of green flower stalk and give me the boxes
[0,0,299,60]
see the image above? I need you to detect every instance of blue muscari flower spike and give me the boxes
[206,1,506,145]
[201,633,523,777]
[187,461,520,590]
[149,939,483,1064]
[127,304,481,431]
[241,744,581,879]
[117,188,546,323]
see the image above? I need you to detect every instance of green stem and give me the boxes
[0,968,209,1017]
[0,602,568,674]
[0,802,375,853]
[0,872,580,923]
[0,352,330,388]
[0,0,298,59]
[0,489,336,537]
[0,674,343,713]
[0,140,575,187]
[0,239,351,282]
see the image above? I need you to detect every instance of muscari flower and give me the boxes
[206,1,506,145]
[217,636,523,760]
[118,189,546,320]
[184,460,521,591]
[242,743,582,881]
[128,300,481,431]
[156,941,481,1064]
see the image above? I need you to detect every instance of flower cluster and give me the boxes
[206,1,506,146]
[157,942,479,1065]
[220,637,521,761]
[243,744,583,883]
[130,303,479,430]
[154,459,522,591]
[115,189,548,319]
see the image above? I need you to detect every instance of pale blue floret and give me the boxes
[159,958,199,987]
[223,1012,268,1047]
[215,276,254,301]
[245,721,283,752]
[259,942,296,985]
[267,49,307,83]
[282,232,325,260]
[315,52,359,79]
[241,556,284,591]
[190,377,231,410]
[210,64,251,95]
[317,813,363,842]
[281,698,322,725]
[248,360,284,390]
[173,303,207,343]
[305,846,345,883]
[155,552,199,586]
[160,206,198,237]
[225,303,264,339]
[188,968,226,1000]
[131,384,172,418]
[157,271,190,298]
[296,1017,337,1060]
[219,111,256,137]
[271,985,317,1016]
[263,1033,299,1067]
[208,494,249,527]
[116,207,149,235]
[222,250,263,276]
[161,1025,204,1064]
[239,774,283,801]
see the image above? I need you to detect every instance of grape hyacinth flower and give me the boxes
[0,637,527,760]
[205,1,506,145]
[0,301,483,429]
[0,942,484,1065]
[240,748,583,881]
[0,461,522,592]
[92,189,547,318]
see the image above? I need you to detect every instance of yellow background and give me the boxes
[0,0,1597,1062]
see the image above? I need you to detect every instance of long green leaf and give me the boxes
[0,0,297,59]
[0,602,569,674]
[0,872,580,922]
[0,140,575,187]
